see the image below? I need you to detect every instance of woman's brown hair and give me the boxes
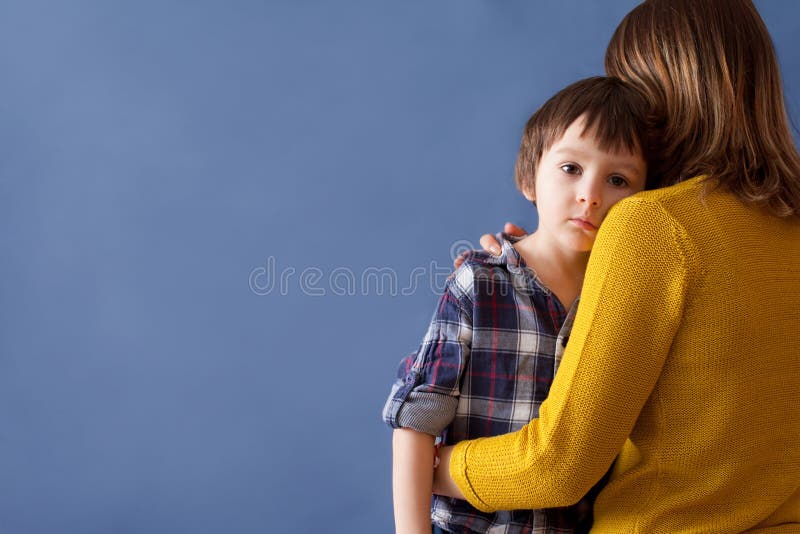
[605,0,800,217]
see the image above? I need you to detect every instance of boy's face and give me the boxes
[525,115,647,253]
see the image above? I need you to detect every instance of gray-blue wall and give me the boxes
[2,1,798,532]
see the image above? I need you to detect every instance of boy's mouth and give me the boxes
[569,217,599,231]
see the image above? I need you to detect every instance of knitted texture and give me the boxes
[450,177,800,533]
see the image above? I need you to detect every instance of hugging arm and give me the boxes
[441,199,694,511]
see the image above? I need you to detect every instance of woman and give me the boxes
[433,0,800,531]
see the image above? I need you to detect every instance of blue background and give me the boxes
[2,1,798,532]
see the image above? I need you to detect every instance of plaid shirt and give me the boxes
[383,236,588,533]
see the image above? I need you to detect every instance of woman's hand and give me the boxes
[431,445,466,499]
[453,222,528,269]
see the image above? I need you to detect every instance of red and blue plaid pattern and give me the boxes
[383,236,588,533]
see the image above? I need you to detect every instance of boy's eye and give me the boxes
[560,164,581,175]
[608,175,628,187]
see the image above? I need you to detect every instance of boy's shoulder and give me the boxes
[446,238,522,301]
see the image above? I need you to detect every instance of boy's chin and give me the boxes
[563,238,596,254]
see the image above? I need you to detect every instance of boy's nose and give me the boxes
[576,189,601,207]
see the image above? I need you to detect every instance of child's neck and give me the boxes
[512,232,589,308]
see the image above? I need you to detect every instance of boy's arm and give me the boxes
[383,271,473,435]
[392,428,436,534]
[382,267,474,530]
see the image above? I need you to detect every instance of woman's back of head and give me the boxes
[605,0,800,217]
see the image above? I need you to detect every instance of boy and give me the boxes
[383,77,649,533]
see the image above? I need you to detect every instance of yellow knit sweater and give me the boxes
[451,177,800,533]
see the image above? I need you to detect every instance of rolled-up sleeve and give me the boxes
[382,272,473,437]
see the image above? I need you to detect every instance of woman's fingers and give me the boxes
[504,222,527,237]
[453,252,467,270]
[479,234,502,256]
[431,445,466,499]
[454,223,529,268]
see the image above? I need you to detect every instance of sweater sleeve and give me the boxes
[449,197,696,511]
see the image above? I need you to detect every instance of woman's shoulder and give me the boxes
[609,175,724,233]
[596,180,706,276]
[605,178,701,228]
[617,174,787,237]
[623,176,706,210]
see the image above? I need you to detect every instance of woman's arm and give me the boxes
[432,444,463,499]
[392,428,436,534]
[442,198,696,511]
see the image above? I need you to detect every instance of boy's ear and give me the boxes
[521,184,536,203]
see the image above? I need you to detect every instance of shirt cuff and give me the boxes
[393,391,458,436]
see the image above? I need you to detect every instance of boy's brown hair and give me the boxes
[605,0,800,217]
[514,76,651,198]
